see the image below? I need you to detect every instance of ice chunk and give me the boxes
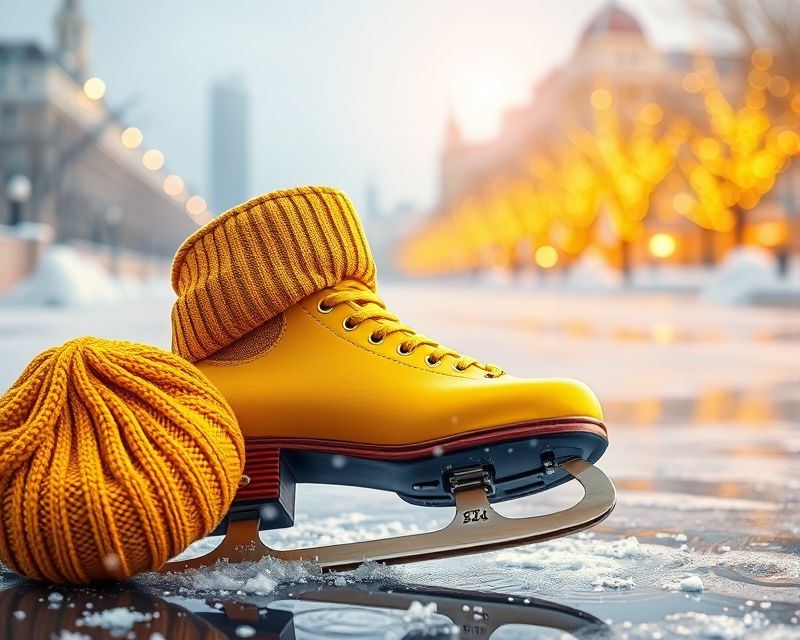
[679,575,704,592]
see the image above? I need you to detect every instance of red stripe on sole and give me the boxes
[243,417,606,462]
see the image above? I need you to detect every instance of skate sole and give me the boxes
[230,417,607,531]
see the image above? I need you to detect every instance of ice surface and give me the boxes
[0,282,797,639]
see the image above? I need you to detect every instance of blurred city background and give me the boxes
[0,0,797,303]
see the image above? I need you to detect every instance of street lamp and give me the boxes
[6,174,32,226]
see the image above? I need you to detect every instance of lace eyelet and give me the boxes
[317,300,333,314]
[396,344,413,356]
[425,355,442,368]
[368,333,384,345]
[452,364,466,373]
[342,317,358,331]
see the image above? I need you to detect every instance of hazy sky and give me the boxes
[1,1,706,215]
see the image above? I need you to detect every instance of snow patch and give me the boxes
[563,248,622,292]
[662,574,705,592]
[140,556,318,594]
[1,245,172,308]
[592,575,636,590]
[489,536,647,592]
[404,600,438,622]
[75,607,152,631]
[702,246,797,306]
[52,631,91,640]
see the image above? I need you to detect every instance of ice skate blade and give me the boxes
[161,458,615,573]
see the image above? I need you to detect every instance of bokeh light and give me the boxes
[776,130,800,155]
[590,89,612,110]
[186,195,207,215]
[640,103,663,126]
[83,77,106,100]
[751,48,773,71]
[534,245,558,268]
[142,149,165,171]
[648,233,676,258]
[672,193,694,215]
[754,222,787,247]
[767,76,790,97]
[651,322,676,344]
[682,73,704,94]
[163,175,184,196]
[121,127,143,149]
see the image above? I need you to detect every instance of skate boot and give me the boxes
[164,186,614,571]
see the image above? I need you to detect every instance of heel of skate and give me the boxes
[230,444,296,530]
[160,457,615,573]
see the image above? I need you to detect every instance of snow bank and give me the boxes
[0,221,55,242]
[702,246,798,306]
[563,248,622,292]
[1,245,173,308]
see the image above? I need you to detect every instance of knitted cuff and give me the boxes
[171,186,377,363]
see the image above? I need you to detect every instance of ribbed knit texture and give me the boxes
[171,186,377,363]
[0,337,245,584]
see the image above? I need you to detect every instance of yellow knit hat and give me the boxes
[0,337,244,584]
[171,185,376,362]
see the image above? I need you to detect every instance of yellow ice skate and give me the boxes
[163,186,615,572]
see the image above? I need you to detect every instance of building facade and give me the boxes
[437,4,796,267]
[210,78,249,214]
[0,0,200,258]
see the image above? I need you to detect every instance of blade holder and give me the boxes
[444,465,495,496]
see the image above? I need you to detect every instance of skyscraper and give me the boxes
[210,78,249,214]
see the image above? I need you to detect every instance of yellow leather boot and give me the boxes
[167,186,613,570]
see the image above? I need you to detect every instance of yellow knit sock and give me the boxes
[171,186,376,362]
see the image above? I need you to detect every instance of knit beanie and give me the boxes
[171,186,377,363]
[0,338,244,584]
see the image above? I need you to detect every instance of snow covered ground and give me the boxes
[0,278,798,639]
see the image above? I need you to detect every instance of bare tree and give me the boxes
[692,0,800,81]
